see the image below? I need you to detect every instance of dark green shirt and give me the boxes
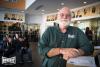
[38,26,94,67]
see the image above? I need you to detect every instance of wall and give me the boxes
[0,12,4,21]
[25,14,43,24]
[0,0,25,10]
[77,20,91,33]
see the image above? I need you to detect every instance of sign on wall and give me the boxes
[46,14,57,22]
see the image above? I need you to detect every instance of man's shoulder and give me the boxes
[68,26,83,32]
[68,26,79,30]
[47,26,56,30]
[48,26,56,28]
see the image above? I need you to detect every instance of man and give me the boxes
[3,35,16,57]
[38,7,94,67]
[85,27,93,41]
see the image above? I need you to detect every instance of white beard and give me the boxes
[57,19,71,28]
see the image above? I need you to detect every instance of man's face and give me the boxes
[57,7,71,28]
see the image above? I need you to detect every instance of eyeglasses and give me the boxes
[58,13,71,18]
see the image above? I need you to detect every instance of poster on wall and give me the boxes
[76,10,83,18]
[83,7,90,17]
[97,4,100,14]
[90,6,98,16]
[71,11,75,18]
[4,13,25,22]
[46,14,57,22]
[71,3,100,19]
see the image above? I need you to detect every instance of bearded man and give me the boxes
[38,7,94,67]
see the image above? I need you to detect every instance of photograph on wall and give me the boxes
[76,10,82,18]
[83,8,87,15]
[92,6,96,13]
[18,15,24,21]
[95,5,99,15]
[83,7,90,16]
[53,15,56,21]
[55,14,57,20]
[90,5,98,16]
[52,15,57,21]
[97,4,100,14]
[81,9,85,17]
[49,15,51,21]
[4,13,25,22]
[74,10,77,18]
[11,14,16,20]
[51,15,53,21]
[4,13,11,20]
[71,11,75,18]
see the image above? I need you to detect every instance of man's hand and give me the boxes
[60,48,83,60]
[47,48,60,57]
[47,48,85,60]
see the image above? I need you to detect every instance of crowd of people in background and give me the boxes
[0,23,40,63]
[27,29,39,42]
[0,33,32,63]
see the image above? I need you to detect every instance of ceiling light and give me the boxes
[57,9,59,11]
[41,10,45,11]
[83,2,87,4]
[61,2,64,6]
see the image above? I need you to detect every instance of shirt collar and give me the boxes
[56,25,70,34]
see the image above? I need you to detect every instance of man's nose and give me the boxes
[63,15,67,19]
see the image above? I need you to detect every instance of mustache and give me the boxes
[60,19,69,21]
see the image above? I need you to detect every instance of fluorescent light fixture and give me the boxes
[25,0,36,10]
[41,10,45,11]
[83,2,87,4]
[61,2,64,6]
[57,9,59,11]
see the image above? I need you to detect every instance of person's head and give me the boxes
[57,7,71,28]
[8,37,12,43]
[15,33,19,39]
[86,27,90,31]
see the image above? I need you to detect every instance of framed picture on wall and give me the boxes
[90,5,98,16]
[92,6,96,13]
[83,7,90,16]
[4,13,11,20]
[97,4,100,14]
[84,8,87,15]
[71,11,75,18]
[76,10,82,18]
[11,14,16,20]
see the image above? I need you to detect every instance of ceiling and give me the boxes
[0,0,100,15]
[26,0,100,15]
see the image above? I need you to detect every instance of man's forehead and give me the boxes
[58,7,70,14]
